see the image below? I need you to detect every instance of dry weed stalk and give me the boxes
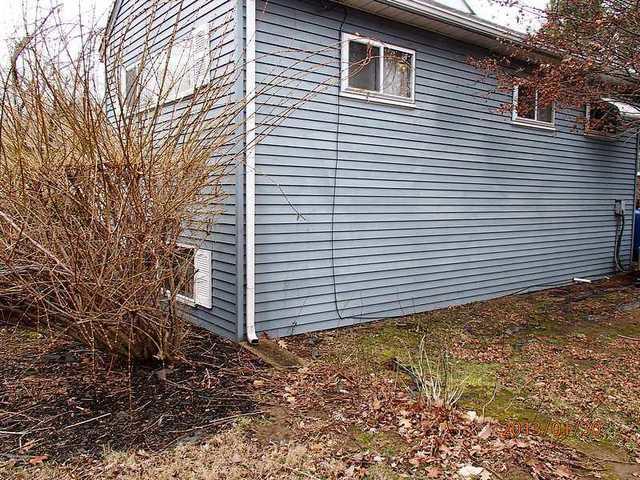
[402,336,469,408]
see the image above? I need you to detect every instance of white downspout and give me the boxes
[245,0,258,343]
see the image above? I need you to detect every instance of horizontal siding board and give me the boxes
[256,165,633,187]
[258,267,616,336]
[106,0,240,340]
[255,244,627,280]
[257,135,634,170]
[255,228,625,255]
[256,234,627,264]
[255,261,618,325]
[255,105,635,160]
[253,0,637,337]
[256,147,633,177]
[254,258,626,300]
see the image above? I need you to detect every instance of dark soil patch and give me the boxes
[0,324,264,465]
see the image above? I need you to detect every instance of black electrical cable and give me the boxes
[614,211,625,272]
[327,3,597,321]
[329,5,387,324]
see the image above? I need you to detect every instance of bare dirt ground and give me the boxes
[2,274,640,479]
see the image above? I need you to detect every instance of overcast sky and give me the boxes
[0,0,547,64]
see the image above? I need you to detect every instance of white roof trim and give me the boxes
[384,0,520,38]
[338,0,524,50]
[602,98,640,121]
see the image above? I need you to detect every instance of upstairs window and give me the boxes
[164,22,211,102]
[118,22,211,115]
[341,34,415,106]
[585,101,622,137]
[512,85,555,127]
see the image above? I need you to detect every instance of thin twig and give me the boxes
[167,410,265,434]
[618,334,640,342]
[278,463,323,480]
[483,465,506,480]
[62,412,111,430]
[482,375,499,418]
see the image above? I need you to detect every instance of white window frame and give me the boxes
[173,243,197,306]
[119,62,140,116]
[340,33,416,107]
[512,85,556,130]
[164,21,211,104]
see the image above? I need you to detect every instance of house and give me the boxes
[103,0,638,343]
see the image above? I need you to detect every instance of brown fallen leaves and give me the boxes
[260,362,597,478]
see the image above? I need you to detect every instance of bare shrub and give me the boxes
[0,1,380,362]
[0,5,241,362]
[400,336,469,408]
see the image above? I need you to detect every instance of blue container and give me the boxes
[634,209,640,260]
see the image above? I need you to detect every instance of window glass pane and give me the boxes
[516,86,536,120]
[348,41,380,92]
[537,102,553,123]
[169,43,193,98]
[174,247,195,299]
[125,66,139,105]
[383,48,413,98]
[588,102,620,135]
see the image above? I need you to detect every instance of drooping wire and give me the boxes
[614,211,626,272]
[330,4,351,324]
[329,5,405,324]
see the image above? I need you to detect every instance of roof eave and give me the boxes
[337,0,526,53]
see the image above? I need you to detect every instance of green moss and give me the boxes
[339,323,424,365]
[354,430,375,449]
[353,428,409,460]
[364,464,407,480]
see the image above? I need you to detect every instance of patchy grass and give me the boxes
[3,275,640,479]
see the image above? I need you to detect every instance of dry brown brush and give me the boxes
[0,5,241,362]
[0,1,379,363]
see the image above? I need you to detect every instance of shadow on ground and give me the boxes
[0,326,263,463]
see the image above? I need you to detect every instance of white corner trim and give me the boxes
[245,0,258,344]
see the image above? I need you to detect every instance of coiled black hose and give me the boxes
[615,212,625,272]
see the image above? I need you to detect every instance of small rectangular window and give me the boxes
[168,245,196,302]
[163,244,212,308]
[119,63,140,113]
[341,34,415,106]
[585,102,620,137]
[512,85,555,128]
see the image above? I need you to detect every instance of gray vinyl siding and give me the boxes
[253,0,637,337]
[105,0,241,339]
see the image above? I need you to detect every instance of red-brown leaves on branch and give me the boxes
[470,0,640,127]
